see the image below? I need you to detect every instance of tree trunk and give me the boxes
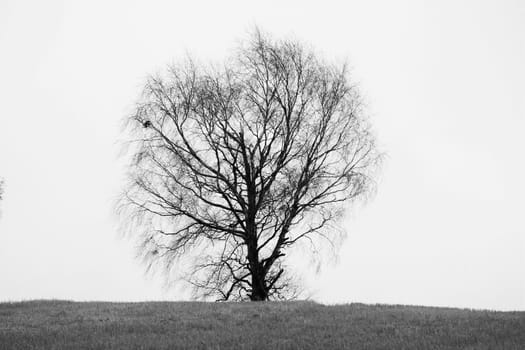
[247,240,269,301]
[250,268,269,301]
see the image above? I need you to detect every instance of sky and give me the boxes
[0,0,524,310]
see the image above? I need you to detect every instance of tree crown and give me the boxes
[120,31,380,300]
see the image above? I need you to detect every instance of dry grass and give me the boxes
[1,300,524,349]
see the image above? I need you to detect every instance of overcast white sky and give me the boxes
[1,0,524,310]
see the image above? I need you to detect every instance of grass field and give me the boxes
[0,300,524,349]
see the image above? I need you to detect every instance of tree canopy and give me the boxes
[120,31,380,301]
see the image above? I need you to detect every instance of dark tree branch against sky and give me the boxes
[119,30,380,301]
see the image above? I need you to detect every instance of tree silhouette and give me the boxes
[120,31,380,301]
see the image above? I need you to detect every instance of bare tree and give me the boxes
[0,179,4,218]
[120,31,380,301]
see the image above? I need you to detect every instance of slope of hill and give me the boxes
[1,300,524,349]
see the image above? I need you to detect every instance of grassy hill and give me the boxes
[1,300,524,349]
